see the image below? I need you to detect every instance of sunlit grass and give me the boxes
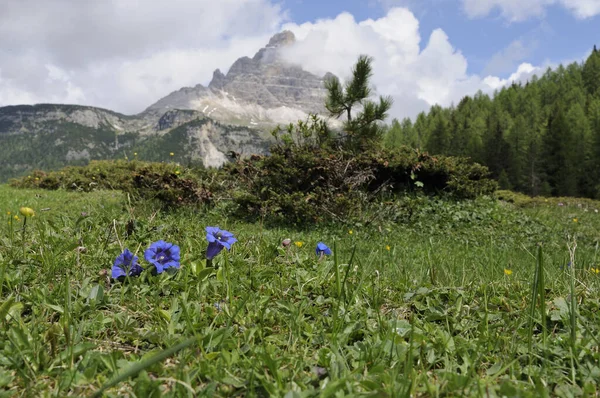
[1,185,600,396]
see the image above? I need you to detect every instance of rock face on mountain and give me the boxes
[0,31,336,181]
[0,104,149,134]
[145,31,333,127]
[0,104,270,181]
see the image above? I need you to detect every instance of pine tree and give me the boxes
[583,45,600,97]
[400,118,416,147]
[542,103,577,196]
[483,104,512,178]
[413,112,429,149]
[426,113,451,155]
[506,115,527,191]
[566,103,592,196]
[382,118,403,149]
[378,47,599,199]
[589,98,600,196]
[325,55,393,150]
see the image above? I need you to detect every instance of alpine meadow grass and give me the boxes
[1,184,600,397]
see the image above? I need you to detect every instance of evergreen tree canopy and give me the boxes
[381,45,600,198]
[325,55,393,150]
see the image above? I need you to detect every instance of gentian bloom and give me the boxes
[112,249,144,279]
[144,240,180,273]
[316,242,332,256]
[206,227,237,259]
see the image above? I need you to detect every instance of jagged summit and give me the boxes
[266,30,296,48]
[0,31,336,180]
[145,31,335,127]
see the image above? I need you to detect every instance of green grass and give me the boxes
[1,185,600,396]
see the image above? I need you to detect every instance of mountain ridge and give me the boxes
[0,31,336,181]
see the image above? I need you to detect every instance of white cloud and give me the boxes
[483,63,541,89]
[0,1,562,120]
[280,7,541,119]
[0,0,284,113]
[462,0,600,21]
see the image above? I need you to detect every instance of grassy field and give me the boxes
[1,184,600,397]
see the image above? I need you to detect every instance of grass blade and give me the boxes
[91,336,198,397]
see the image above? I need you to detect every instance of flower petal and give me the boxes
[144,247,156,263]
[111,265,126,279]
[129,263,144,276]
[220,236,238,250]
[162,260,180,270]
[206,241,224,260]
[205,226,221,241]
[220,230,234,238]
[154,262,165,274]
[316,242,332,256]
[169,244,181,260]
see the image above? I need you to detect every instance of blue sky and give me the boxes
[282,0,600,76]
[1,0,599,118]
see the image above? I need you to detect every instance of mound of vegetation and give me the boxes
[227,144,496,224]
[9,56,497,224]
[9,159,216,207]
[10,146,496,225]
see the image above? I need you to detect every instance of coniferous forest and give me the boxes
[383,45,600,198]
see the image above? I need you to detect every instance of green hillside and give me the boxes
[1,184,600,396]
[0,108,269,181]
[383,46,600,199]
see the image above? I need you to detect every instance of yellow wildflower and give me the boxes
[591,268,600,274]
[19,207,35,217]
[294,241,303,248]
[386,245,391,251]
[348,230,353,235]
[170,152,174,156]
[175,170,180,175]
[573,218,578,223]
[14,215,19,221]
[504,269,513,276]
[6,211,10,215]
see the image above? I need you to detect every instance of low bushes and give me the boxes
[10,146,497,224]
[225,145,497,224]
[9,160,215,207]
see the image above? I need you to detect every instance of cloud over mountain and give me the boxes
[279,8,543,119]
[0,1,553,120]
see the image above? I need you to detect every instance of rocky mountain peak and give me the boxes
[266,30,296,48]
[209,68,226,90]
[146,30,335,127]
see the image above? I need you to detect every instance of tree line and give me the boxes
[383,46,600,198]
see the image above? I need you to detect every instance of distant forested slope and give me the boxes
[383,46,600,198]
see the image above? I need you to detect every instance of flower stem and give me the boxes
[21,217,27,258]
[224,251,231,307]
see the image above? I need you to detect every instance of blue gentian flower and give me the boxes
[206,226,237,259]
[316,242,332,256]
[112,249,144,279]
[144,240,180,273]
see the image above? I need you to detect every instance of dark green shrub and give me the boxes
[131,168,212,206]
[225,145,497,224]
[9,159,214,208]
[10,145,496,224]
